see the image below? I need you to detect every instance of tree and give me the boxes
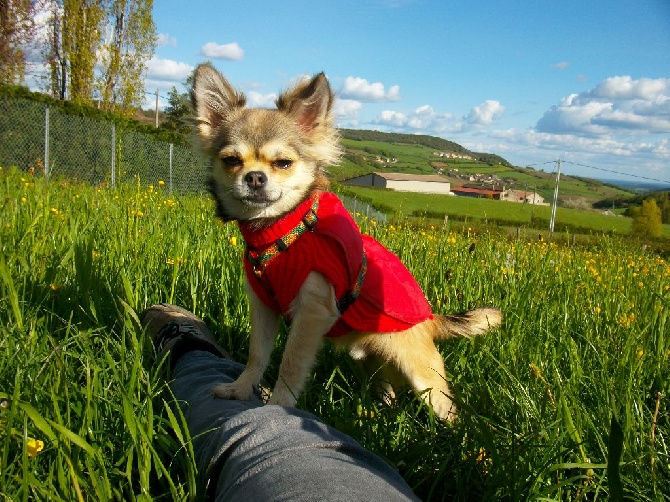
[98,0,156,114]
[0,0,37,85]
[631,198,662,238]
[64,0,105,102]
[44,0,155,110]
[45,0,105,102]
[161,85,191,134]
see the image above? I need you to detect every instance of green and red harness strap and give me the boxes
[246,196,320,278]
[335,251,367,314]
[246,195,367,314]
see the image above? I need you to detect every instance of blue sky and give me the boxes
[145,0,669,183]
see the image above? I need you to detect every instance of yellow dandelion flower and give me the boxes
[50,208,59,215]
[636,348,644,358]
[594,306,601,315]
[26,438,44,457]
[356,404,375,419]
[21,197,26,203]
[158,180,165,186]
[230,236,237,247]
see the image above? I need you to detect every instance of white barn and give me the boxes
[343,172,451,195]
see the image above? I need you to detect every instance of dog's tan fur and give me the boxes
[191,63,502,420]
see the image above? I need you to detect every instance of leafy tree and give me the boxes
[98,0,156,114]
[161,85,191,134]
[45,0,155,111]
[0,0,37,85]
[631,198,662,238]
[64,0,105,102]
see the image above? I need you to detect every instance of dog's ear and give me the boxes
[276,73,334,132]
[191,64,246,148]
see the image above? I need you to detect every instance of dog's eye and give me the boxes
[221,156,243,168]
[272,159,293,170]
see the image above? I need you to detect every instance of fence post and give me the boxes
[44,107,50,179]
[111,124,116,188]
[169,143,173,195]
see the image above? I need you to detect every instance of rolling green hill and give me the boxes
[333,129,633,207]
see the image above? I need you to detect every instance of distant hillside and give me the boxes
[335,129,634,207]
[339,128,511,166]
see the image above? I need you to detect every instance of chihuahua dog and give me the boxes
[191,63,502,420]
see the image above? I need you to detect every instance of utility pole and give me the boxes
[549,159,562,235]
[155,89,159,127]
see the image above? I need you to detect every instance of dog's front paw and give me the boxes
[212,381,255,401]
[266,389,297,408]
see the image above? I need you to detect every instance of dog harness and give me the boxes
[238,191,433,338]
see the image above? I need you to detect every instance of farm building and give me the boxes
[501,189,546,205]
[343,172,451,194]
[450,186,502,199]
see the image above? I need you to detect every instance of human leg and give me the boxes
[142,304,419,501]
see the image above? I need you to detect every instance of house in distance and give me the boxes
[343,172,451,195]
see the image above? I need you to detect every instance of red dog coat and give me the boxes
[238,191,433,338]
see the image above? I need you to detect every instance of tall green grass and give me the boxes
[0,166,668,500]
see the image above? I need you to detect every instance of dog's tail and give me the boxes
[432,307,502,340]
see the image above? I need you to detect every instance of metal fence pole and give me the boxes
[169,143,173,195]
[44,107,50,179]
[111,124,116,188]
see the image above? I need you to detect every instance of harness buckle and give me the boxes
[253,263,266,277]
[302,209,318,231]
[337,291,355,314]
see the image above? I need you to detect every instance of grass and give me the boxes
[341,185,670,239]
[0,165,668,500]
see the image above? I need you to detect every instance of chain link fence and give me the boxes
[0,96,209,193]
[0,95,387,222]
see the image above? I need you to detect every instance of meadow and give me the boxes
[0,166,668,500]
[340,185,649,237]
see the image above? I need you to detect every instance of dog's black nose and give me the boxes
[244,171,267,189]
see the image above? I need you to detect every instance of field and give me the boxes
[1,166,669,500]
[338,185,670,240]
[336,134,634,207]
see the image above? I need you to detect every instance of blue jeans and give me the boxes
[170,350,419,501]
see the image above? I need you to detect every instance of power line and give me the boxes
[562,160,670,186]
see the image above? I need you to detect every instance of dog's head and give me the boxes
[191,64,341,224]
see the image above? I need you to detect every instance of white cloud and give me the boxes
[373,105,456,132]
[334,98,363,121]
[340,76,400,102]
[377,109,408,127]
[551,61,570,70]
[146,57,194,82]
[247,91,277,108]
[156,33,177,47]
[537,76,670,136]
[588,75,669,101]
[466,100,505,126]
[200,42,244,61]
